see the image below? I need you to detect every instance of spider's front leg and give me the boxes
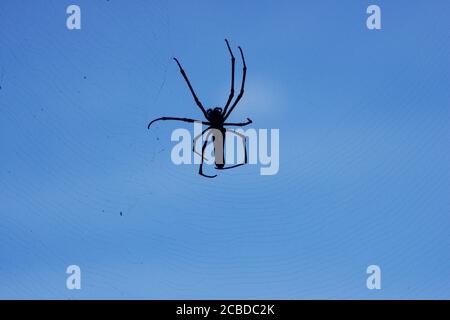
[222,39,236,116]
[173,58,209,119]
[224,46,247,120]
[223,118,252,127]
[147,117,210,129]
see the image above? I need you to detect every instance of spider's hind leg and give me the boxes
[199,134,217,178]
[192,127,211,160]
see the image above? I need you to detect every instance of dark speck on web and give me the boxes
[83,76,87,79]
[120,211,123,216]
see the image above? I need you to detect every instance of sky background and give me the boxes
[0,0,449,299]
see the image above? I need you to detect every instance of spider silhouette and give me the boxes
[148,39,252,178]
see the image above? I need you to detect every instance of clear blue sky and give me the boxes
[0,0,449,299]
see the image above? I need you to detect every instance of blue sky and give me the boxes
[0,0,449,299]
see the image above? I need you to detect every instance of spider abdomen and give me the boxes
[211,128,226,168]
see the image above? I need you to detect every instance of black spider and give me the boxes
[148,39,252,178]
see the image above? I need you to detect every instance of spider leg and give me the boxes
[199,132,217,178]
[223,118,252,127]
[147,117,209,129]
[222,39,235,116]
[215,129,247,170]
[192,127,211,160]
[173,58,209,119]
[224,46,247,120]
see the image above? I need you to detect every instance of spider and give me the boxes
[148,39,252,178]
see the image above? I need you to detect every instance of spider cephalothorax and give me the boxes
[148,39,252,178]
[207,107,225,127]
